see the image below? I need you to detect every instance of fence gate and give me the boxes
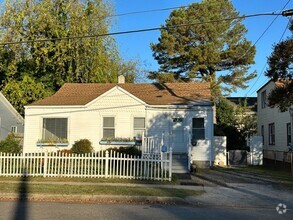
[228,150,247,166]
[247,136,263,165]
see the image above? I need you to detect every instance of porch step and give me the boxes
[172,153,189,174]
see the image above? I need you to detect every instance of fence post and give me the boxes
[43,152,48,178]
[105,151,109,178]
[168,147,172,181]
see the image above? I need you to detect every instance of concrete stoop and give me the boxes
[172,153,189,174]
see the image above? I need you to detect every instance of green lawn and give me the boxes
[0,182,203,198]
[0,176,177,184]
[214,165,293,187]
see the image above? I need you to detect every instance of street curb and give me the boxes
[0,193,192,205]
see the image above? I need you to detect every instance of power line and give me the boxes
[0,12,283,46]
[112,6,188,17]
[244,0,291,96]
[247,16,292,96]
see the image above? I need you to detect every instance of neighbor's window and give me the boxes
[103,117,115,138]
[287,123,291,146]
[261,125,264,144]
[192,118,205,141]
[11,126,17,133]
[43,118,68,140]
[268,123,275,145]
[133,117,145,139]
[261,90,267,108]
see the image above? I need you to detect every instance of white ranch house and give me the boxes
[23,78,214,169]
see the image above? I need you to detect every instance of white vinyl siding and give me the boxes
[257,81,292,151]
[43,118,68,140]
[103,117,115,138]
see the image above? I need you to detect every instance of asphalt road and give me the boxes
[0,200,292,220]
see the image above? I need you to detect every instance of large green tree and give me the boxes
[150,0,256,95]
[1,75,52,115]
[0,0,137,113]
[265,21,293,112]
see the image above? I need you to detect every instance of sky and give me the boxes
[111,0,293,97]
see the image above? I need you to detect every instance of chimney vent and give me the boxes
[118,75,125,84]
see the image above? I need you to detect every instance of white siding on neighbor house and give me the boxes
[257,81,291,151]
[0,93,24,140]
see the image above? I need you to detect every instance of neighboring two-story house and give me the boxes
[0,92,24,140]
[257,80,291,151]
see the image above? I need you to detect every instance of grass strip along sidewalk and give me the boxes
[0,177,204,200]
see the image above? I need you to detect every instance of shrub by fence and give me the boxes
[0,150,172,181]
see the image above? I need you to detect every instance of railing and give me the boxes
[0,151,172,181]
[141,132,162,159]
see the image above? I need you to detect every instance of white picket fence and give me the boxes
[0,150,172,181]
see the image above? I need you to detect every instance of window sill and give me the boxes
[36,143,69,147]
[99,141,136,145]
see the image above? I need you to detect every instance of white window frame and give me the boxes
[261,125,264,144]
[103,117,115,139]
[133,117,145,140]
[268,123,275,145]
[42,118,68,140]
[261,90,267,108]
[11,126,17,133]
[192,118,205,142]
[287,123,291,146]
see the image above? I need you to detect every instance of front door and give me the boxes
[172,118,186,153]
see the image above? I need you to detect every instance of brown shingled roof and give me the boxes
[29,82,212,106]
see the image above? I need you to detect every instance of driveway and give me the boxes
[193,167,290,186]
[188,167,293,214]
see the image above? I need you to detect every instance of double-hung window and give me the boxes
[192,118,205,142]
[43,118,68,140]
[287,123,291,146]
[133,117,145,140]
[261,91,267,108]
[268,123,275,145]
[261,125,264,144]
[103,117,115,138]
[11,126,17,133]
